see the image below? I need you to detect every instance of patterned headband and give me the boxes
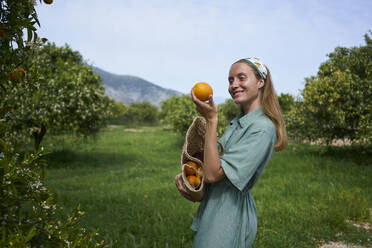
[240,57,267,80]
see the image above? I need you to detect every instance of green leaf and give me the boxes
[0,138,9,152]
[33,32,38,42]
[25,226,36,243]
[27,28,33,42]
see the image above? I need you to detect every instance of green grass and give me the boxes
[41,125,372,248]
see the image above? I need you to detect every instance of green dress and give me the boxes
[191,107,276,248]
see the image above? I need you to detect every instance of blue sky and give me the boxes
[35,0,372,99]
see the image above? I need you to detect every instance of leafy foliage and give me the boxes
[1,1,106,247]
[285,32,372,145]
[277,93,295,114]
[217,99,240,136]
[0,0,42,86]
[109,101,128,125]
[0,144,105,247]
[160,95,200,135]
[122,101,159,125]
[1,43,114,150]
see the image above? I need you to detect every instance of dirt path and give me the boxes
[320,242,365,248]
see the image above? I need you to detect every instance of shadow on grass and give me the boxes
[290,143,372,166]
[45,149,139,169]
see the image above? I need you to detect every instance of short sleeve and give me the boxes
[219,130,274,191]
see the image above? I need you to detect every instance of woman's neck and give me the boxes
[241,99,262,114]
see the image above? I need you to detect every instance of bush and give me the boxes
[0,142,105,247]
[109,101,128,125]
[160,95,200,135]
[1,43,114,150]
[122,102,159,126]
[0,1,107,246]
[217,99,240,136]
[277,93,295,114]
[285,32,372,145]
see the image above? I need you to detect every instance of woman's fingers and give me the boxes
[174,173,195,202]
[191,89,213,112]
[191,89,210,107]
[207,95,215,106]
[191,89,202,105]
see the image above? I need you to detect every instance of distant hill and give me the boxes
[93,66,182,107]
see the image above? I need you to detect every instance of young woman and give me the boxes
[175,57,287,248]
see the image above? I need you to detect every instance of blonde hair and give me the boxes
[238,60,288,151]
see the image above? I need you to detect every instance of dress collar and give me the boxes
[231,107,264,128]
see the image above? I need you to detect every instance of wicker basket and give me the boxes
[180,117,224,202]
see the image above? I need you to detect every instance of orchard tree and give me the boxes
[286,32,372,145]
[2,42,114,150]
[109,100,128,125]
[1,1,106,247]
[0,0,42,87]
[277,93,295,114]
[217,99,240,135]
[123,101,159,125]
[160,95,200,135]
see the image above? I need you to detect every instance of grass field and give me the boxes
[41,125,372,248]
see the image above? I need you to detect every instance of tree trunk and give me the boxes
[33,124,46,151]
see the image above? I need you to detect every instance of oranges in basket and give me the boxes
[185,161,203,188]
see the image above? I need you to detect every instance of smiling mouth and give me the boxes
[232,91,243,97]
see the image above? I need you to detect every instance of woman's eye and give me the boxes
[239,76,245,81]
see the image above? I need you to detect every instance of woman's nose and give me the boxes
[230,79,239,88]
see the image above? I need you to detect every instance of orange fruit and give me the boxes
[10,67,26,83]
[192,82,213,101]
[17,67,26,77]
[9,73,18,83]
[187,175,201,187]
[43,0,53,4]
[185,161,197,176]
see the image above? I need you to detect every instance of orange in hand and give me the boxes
[192,82,213,101]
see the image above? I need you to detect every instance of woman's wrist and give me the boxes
[206,117,218,124]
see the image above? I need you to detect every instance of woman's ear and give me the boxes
[257,78,265,89]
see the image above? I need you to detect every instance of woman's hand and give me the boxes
[174,173,196,203]
[191,89,218,122]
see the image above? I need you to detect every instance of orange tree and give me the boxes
[216,99,240,135]
[109,100,129,125]
[2,42,114,150]
[1,1,106,247]
[277,93,295,114]
[160,95,200,135]
[285,32,372,145]
[122,101,159,126]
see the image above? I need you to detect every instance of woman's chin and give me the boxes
[232,96,243,104]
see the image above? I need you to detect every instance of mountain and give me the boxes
[93,66,182,107]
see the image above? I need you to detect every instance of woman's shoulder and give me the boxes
[230,108,275,136]
[250,112,276,136]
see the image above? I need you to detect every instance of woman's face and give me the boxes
[228,62,264,109]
